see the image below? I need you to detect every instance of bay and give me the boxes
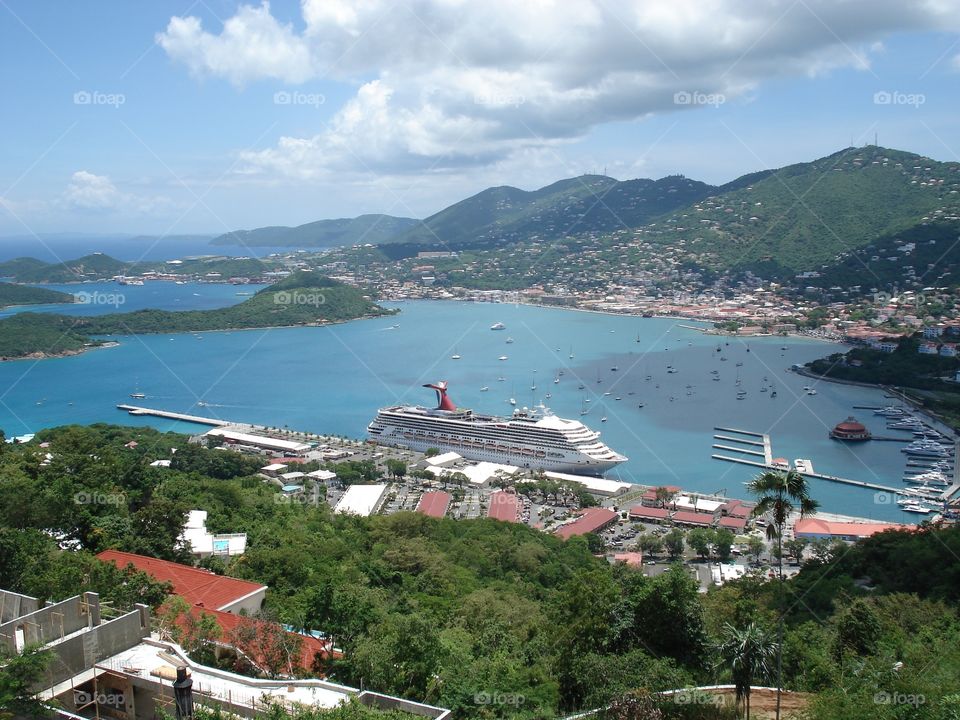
[0,292,925,523]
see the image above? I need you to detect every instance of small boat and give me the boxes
[638,403,644,408]
[611,366,618,372]
[603,391,611,396]
[480,386,489,392]
[451,353,461,360]
[491,322,506,330]
[545,392,552,399]
[806,389,817,396]
[615,397,622,401]
[130,392,145,399]
[601,416,608,422]
[736,362,743,367]
[506,337,514,344]
[578,383,586,390]
[497,376,506,382]
[554,377,560,384]
[499,355,509,361]
[509,397,516,406]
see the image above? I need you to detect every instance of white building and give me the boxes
[181,510,247,558]
[334,484,389,517]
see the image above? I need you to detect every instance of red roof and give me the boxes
[98,550,266,611]
[718,516,747,531]
[555,507,618,539]
[416,491,451,518]
[671,510,714,526]
[629,505,671,520]
[185,606,336,674]
[487,491,520,522]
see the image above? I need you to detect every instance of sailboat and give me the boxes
[569,345,574,359]
[451,349,461,360]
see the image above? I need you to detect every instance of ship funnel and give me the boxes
[423,381,457,411]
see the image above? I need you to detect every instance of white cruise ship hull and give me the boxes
[367,406,627,477]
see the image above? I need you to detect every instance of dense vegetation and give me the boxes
[0,424,958,719]
[0,272,389,358]
[0,253,275,283]
[807,335,960,389]
[0,282,74,308]
[212,214,419,248]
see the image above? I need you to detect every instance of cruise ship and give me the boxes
[367,382,627,475]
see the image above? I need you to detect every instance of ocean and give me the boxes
[0,285,929,522]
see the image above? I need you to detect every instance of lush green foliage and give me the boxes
[0,272,388,357]
[0,283,74,308]
[1,425,959,720]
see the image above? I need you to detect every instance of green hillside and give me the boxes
[0,253,131,283]
[398,174,715,249]
[211,214,419,248]
[0,272,388,358]
[653,146,960,273]
[0,282,75,308]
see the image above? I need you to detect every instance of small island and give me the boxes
[0,281,76,309]
[0,271,393,360]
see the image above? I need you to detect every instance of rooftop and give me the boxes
[416,491,452,518]
[97,550,266,611]
[555,507,618,539]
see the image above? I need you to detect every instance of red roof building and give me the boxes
[98,550,267,614]
[416,491,451,518]
[487,490,520,522]
[629,506,671,522]
[671,510,714,527]
[830,416,872,441]
[555,507,618,540]
[717,516,748,532]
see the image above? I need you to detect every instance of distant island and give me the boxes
[0,282,75,309]
[211,213,419,248]
[0,272,392,360]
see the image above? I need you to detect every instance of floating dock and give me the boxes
[714,427,772,464]
[711,454,905,495]
[116,404,231,427]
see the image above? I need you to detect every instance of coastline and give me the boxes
[0,311,395,362]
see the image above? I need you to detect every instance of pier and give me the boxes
[714,427,772,464]
[711,454,905,495]
[115,405,232,427]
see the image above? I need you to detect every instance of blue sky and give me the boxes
[1,0,959,237]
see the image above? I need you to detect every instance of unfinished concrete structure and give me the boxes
[1,588,450,720]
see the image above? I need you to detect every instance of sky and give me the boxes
[1,0,959,238]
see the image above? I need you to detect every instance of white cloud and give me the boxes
[62,171,175,214]
[157,0,960,177]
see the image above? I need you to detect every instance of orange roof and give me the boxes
[793,517,903,538]
[185,606,336,674]
[98,550,266,611]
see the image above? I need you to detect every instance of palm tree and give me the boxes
[716,622,776,720]
[745,470,819,720]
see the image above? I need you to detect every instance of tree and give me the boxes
[0,645,52,719]
[746,470,819,720]
[784,537,808,564]
[637,534,663,558]
[715,622,776,720]
[664,529,685,560]
[385,459,407,479]
[687,528,713,560]
[714,528,735,562]
[424,448,440,458]
[831,598,881,670]
[654,486,672,508]
[155,596,222,665]
[746,536,765,565]
[227,614,304,679]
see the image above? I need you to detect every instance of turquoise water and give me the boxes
[0,292,927,522]
[0,281,267,319]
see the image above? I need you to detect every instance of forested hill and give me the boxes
[0,282,75,308]
[648,145,960,274]
[211,214,419,248]
[0,272,388,359]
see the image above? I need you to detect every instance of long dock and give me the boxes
[714,427,772,464]
[711,454,905,495]
[116,404,231,427]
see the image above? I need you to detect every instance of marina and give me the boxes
[0,294,955,522]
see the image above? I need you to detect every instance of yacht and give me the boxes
[490,322,506,330]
